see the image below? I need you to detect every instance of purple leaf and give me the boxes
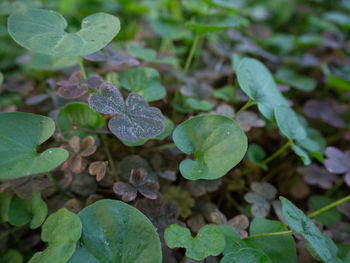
[129,168,148,186]
[88,83,125,114]
[324,147,350,174]
[113,182,137,202]
[299,163,338,189]
[138,181,160,200]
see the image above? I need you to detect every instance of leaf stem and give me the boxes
[244,230,293,240]
[308,195,350,218]
[233,99,256,119]
[78,56,87,80]
[100,135,119,181]
[260,141,292,166]
[174,34,201,101]
[46,172,62,192]
[153,143,176,150]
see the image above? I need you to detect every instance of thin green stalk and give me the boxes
[174,34,201,101]
[233,99,256,119]
[260,141,292,166]
[46,172,62,192]
[78,56,87,80]
[308,195,350,218]
[244,230,293,240]
[154,143,176,150]
[179,255,187,263]
[100,135,119,181]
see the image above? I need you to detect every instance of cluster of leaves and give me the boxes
[0,0,349,262]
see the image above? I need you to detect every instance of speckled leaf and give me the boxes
[275,105,307,141]
[235,57,288,120]
[8,9,120,56]
[120,67,166,102]
[0,112,68,179]
[165,224,225,260]
[173,115,247,180]
[68,199,162,263]
[280,197,341,263]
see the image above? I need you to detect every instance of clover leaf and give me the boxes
[29,208,82,263]
[88,83,165,142]
[165,224,225,260]
[0,112,69,180]
[280,197,342,263]
[8,8,120,56]
[173,115,247,180]
[68,199,162,263]
[127,44,177,65]
[120,67,166,102]
[57,103,106,140]
[235,57,289,120]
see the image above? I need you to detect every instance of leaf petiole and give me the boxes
[260,141,292,166]
[308,194,350,218]
[233,99,256,119]
[78,56,87,80]
[244,230,293,240]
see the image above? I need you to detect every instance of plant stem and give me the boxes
[100,135,119,181]
[46,172,61,192]
[78,56,87,80]
[308,195,350,218]
[244,230,293,240]
[174,34,201,101]
[179,255,187,263]
[260,141,292,166]
[233,99,256,119]
[0,226,22,240]
[154,143,176,150]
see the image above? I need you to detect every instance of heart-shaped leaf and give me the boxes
[221,248,273,263]
[280,197,342,263]
[120,67,166,102]
[274,105,307,141]
[68,199,162,263]
[8,8,120,56]
[235,57,289,120]
[57,103,106,140]
[173,115,247,180]
[29,208,82,263]
[88,83,165,142]
[0,112,69,179]
[165,224,225,260]
[7,192,47,229]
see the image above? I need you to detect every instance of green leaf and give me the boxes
[8,8,120,57]
[276,67,316,92]
[221,248,273,263]
[28,53,78,70]
[149,18,191,40]
[0,0,41,15]
[308,195,341,227]
[187,15,248,35]
[0,249,23,263]
[8,192,47,229]
[173,115,247,180]
[185,97,213,112]
[0,112,69,180]
[29,208,82,263]
[245,218,296,263]
[280,197,342,263]
[0,72,3,86]
[68,199,162,263]
[127,44,177,65]
[217,225,246,255]
[0,193,12,223]
[120,67,166,102]
[165,224,225,260]
[274,105,307,141]
[247,143,267,169]
[57,103,105,140]
[235,57,288,120]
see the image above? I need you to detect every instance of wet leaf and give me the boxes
[173,115,247,180]
[0,112,68,179]
[8,9,120,56]
[88,83,165,142]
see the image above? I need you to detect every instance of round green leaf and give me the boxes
[276,67,316,92]
[221,248,273,263]
[173,115,247,180]
[119,67,166,102]
[57,103,105,140]
[0,112,69,180]
[0,249,23,263]
[235,57,288,120]
[274,105,307,141]
[8,192,47,229]
[165,224,225,261]
[280,197,342,263]
[8,8,120,57]
[68,199,162,263]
